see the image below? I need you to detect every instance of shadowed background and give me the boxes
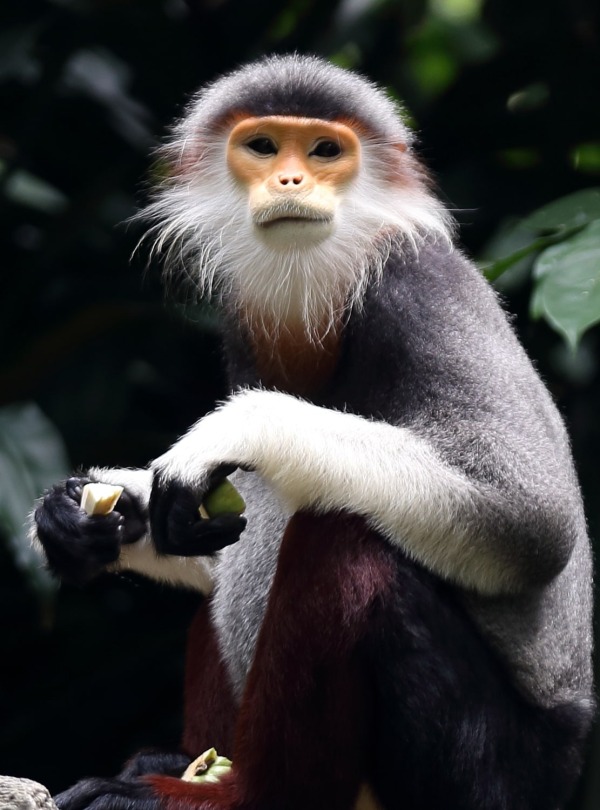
[0,0,599,806]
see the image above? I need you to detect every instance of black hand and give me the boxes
[35,476,147,585]
[150,472,246,557]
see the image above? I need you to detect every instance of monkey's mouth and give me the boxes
[254,203,333,229]
[258,215,332,229]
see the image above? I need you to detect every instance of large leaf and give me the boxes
[520,188,600,233]
[2,164,68,213]
[530,220,600,349]
[481,219,543,283]
[0,403,70,596]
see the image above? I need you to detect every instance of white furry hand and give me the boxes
[151,389,270,491]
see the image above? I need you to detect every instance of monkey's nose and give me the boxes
[277,172,304,186]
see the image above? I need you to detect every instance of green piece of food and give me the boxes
[191,757,232,784]
[200,479,246,518]
[182,748,233,785]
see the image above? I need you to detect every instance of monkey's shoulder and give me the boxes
[369,240,504,329]
[343,241,521,388]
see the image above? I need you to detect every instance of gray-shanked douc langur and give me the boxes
[31,54,593,810]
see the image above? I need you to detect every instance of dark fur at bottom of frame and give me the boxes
[363,550,593,810]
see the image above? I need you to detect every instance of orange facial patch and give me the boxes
[226,116,361,224]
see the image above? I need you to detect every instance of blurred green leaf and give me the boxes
[0,23,41,81]
[571,143,600,176]
[479,218,536,289]
[62,49,153,149]
[430,0,483,21]
[496,147,542,169]
[482,190,600,282]
[406,18,458,98]
[530,220,600,349]
[1,162,69,213]
[520,188,600,233]
[506,81,550,113]
[481,229,580,282]
[0,403,70,597]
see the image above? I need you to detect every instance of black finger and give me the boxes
[65,476,92,503]
[110,489,148,545]
[165,515,247,556]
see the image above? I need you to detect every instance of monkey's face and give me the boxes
[226,116,361,241]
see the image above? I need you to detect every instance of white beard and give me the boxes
[137,137,453,342]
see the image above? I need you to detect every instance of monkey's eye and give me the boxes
[310,140,342,159]
[245,137,278,156]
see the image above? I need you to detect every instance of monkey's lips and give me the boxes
[257,215,333,230]
[254,204,333,229]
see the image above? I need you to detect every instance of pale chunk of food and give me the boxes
[81,483,124,516]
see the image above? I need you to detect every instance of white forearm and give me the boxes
[153,389,517,592]
[110,535,215,594]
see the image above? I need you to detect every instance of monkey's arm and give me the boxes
[31,466,220,593]
[151,388,577,596]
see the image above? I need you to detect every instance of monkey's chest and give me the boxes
[246,320,342,396]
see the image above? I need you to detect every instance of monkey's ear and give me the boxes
[377,141,412,185]
[147,152,190,184]
[164,151,198,179]
[154,139,206,180]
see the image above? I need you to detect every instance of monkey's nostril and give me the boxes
[278,174,303,186]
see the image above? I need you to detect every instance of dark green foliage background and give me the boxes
[1,0,599,805]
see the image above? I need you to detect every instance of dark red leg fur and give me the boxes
[181,601,238,757]
[149,511,396,810]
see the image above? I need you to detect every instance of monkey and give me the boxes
[31,54,593,810]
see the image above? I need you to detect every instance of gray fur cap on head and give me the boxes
[174,53,414,146]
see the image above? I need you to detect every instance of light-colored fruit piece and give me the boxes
[181,748,233,784]
[81,483,124,516]
[199,479,246,519]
